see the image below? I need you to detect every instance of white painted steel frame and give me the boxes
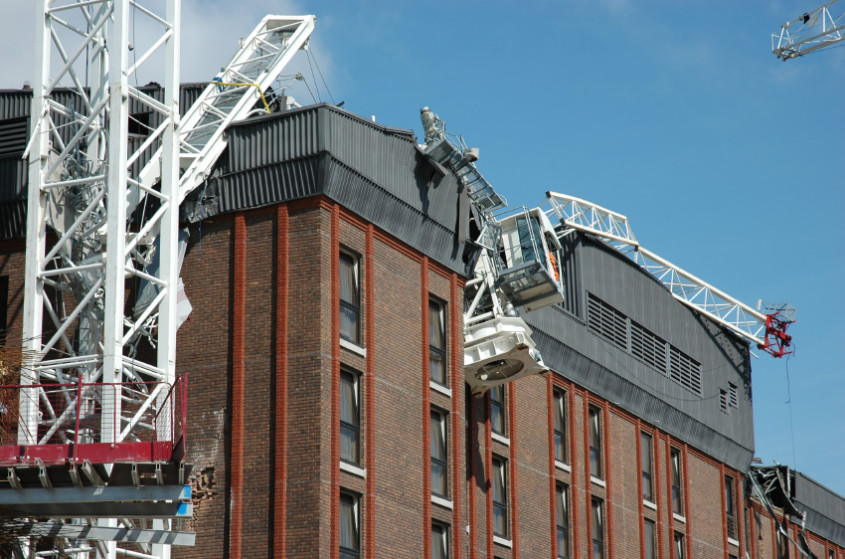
[24,1,181,557]
[772,0,845,60]
[545,191,772,347]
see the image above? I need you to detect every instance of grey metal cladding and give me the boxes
[793,472,845,545]
[208,104,468,273]
[524,233,755,471]
[0,200,26,240]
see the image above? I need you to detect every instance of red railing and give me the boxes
[0,376,187,466]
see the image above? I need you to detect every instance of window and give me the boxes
[725,474,737,540]
[644,519,656,559]
[828,550,836,559]
[720,389,729,413]
[340,492,360,559]
[490,385,506,437]
[431,409,448,498]
[340,370,361,466]
[674,532,685,559]
[556,484,570,559]
[641,431,653,502]
[0,275,8,344]
[429,298,447,385]
[340,250,361,344]
[553,389,567,463]
[589,405,603,480]
[592,498,604,559]
[432,522,450,559]
[492,456,509,539]
[671,447,683,515]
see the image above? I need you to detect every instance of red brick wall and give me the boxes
[4,202,844,559]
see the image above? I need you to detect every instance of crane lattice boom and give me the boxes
[545,192,795,358]
[772,0,845,60]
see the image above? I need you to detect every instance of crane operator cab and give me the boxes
[495,207,564,312]
[463,207,564,396]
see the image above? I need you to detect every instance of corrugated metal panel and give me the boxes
[530,324,753,472]
[0,200,26,240]
[523,232,756,470]
[225,105,461,234]
[226,109,321,168]
[0,158,26,202]
[794,472,845,545]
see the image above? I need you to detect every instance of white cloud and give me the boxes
[0,1,331,103]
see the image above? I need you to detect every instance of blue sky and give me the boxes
[3,1,843,495]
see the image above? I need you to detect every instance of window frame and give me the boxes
[429,297,448,387]
[340,369,361,467]
[644,518,657,559]
[432,521,450,559]
[674,531,685,559]
[431,407,449,499]
[339,491,361,559]
[556,483,570,559]
[339,249,362,345]
[490,384,507,438]
[725,474,737,540]
[492,456,509,539]
[589,405,603,480]
[553,388,567,464]
[641,431,654,503]
[671,447,684,516]
[592,497,604,559]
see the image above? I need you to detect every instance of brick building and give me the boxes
[1,88,844,558]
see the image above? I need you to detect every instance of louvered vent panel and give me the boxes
[631,321,667,374]
[587,293,627,351]
[669,347,702,395]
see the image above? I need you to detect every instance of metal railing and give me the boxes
[0,377,186,465]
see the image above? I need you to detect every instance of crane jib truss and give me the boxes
[544,192,795,358]
[772,0,845,60]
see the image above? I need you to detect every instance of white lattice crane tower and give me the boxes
[6,1,315,557]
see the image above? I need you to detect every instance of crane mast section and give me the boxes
[772,0,845,59]
[545,192,790,352]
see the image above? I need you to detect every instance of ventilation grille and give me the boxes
[588,293,627,351]
[631,321,667,372]
[669,347,702,395]
[588,292,703,396]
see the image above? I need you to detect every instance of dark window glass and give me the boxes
[645,519,656,559]
[429,299,447,385]
[340,370,360,465]
[432,523,449,559]
[340,492,360,559]
[340,251,361,344]
[492,457,508,538]
[553,389,567,463]
[490,385,506,436]
[671,447,683,515]
[725,474,737,539]
[589,405,602,479]
[431,409,448,498]
[556,484,570,559]
[641,431,653,502]
[674,532,685,559]
[592,498,604,559]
